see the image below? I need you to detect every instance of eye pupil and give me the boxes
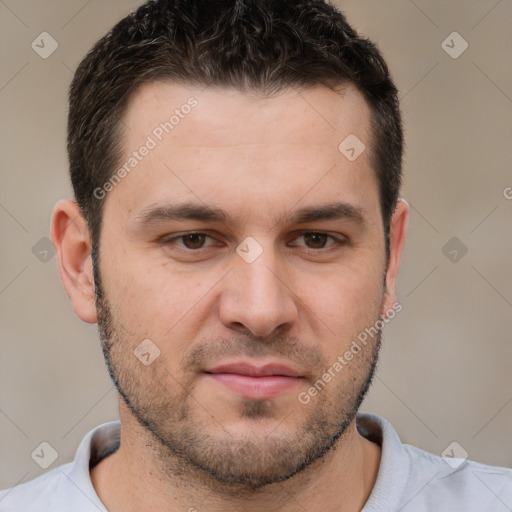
[183,233,206,249]
[304,233,327,249]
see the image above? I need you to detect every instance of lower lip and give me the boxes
[206,373,302,400]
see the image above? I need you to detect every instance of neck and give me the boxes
[91,406,381,512]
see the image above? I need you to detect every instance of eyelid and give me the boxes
[160,231,220,249]
[160,230,347,251]
[289,230,345,248]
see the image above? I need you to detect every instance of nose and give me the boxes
[218,246,299,338]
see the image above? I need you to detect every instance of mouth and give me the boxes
[203,362,305,400]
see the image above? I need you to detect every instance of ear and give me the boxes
[51,200,98,323]
[381,198,408,317]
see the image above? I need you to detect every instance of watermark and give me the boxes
[32,236,55,263]
[236,236,264,263]
[93,97,198,200]
[134,338,161,366]
[441,441,468,469]
[31,441,59,469]
[441,236,468,263]
[338,134,366,162]
[441,32,468,60]
[298,301,403,405]
[31,32,59,59]
[504,187,512,200]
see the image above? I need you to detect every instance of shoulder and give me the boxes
[357,413,512,512]
[0,421,118,512]
[0,461,107,512]
[401,443,512,511]
[0,464,74,511]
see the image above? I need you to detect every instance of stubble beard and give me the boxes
[94,265,382,491]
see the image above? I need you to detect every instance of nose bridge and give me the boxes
[241,251,282,301]
[219,238,298,337]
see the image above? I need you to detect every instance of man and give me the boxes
[1,0,510,510]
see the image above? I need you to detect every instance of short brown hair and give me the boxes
[68,0,403,256]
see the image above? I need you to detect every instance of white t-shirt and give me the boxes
[1,412,511,511]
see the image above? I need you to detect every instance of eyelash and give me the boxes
[160,231,346,252]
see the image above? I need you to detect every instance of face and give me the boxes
[94,82,393,488]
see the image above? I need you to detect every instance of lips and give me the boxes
[204,362,304,400]
[206,362,302,378]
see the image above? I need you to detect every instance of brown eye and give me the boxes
[180,233,208,249]
[288,231,346,254]
[303,232,330,249]
[161,232,214,250]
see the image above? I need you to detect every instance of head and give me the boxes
[52,0,408,490]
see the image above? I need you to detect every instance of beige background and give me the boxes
[1,0,511,490]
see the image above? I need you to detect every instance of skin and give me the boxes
[51,82,408,512]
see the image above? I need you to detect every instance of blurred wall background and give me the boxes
[1,0,511,489]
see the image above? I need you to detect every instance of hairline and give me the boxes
[88,78,389,249]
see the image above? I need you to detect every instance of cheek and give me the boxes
[101,252,211,356]
[297,258,384,349]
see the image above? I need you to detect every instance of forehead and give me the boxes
[123,81,372,150]
[104,81,379,229]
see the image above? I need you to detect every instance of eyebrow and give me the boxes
[134,201,367,228]
[135,202,232,225]
[282,202,366,225]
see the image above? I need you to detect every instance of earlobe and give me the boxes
[381,198,409,318]
[51,200,98,324]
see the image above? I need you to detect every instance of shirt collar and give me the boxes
[67,412,409,511]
